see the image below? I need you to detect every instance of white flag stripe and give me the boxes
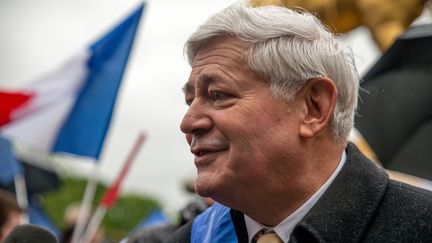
[1,50,90,152]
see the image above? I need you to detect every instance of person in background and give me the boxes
[0,189,23,242]
[165,1,432,242]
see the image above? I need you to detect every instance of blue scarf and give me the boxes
[191,203,238,243]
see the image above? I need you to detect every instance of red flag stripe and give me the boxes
[0,91,34,127]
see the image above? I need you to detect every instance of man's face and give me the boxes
[181,37,304,205]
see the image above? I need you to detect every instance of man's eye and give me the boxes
[185,98,193,106]
[209,91,229,102]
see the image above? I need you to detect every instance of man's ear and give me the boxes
[299,77,337,139]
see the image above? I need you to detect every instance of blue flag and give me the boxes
[135,209,170,230]
[53,4,145,159]
[0,137,22,185]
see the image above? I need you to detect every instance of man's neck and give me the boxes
[240,142,346,226]
[244,149,347,242]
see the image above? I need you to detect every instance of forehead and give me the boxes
[183,37,251,92]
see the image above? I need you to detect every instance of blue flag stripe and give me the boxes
[52,4,145,159]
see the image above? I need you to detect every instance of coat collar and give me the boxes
[290,142,390,242]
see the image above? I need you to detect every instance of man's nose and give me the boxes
[180,101,212,137]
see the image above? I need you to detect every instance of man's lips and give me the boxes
[192,148,227,167]
[190,136,230,167]
[190,138,229,156]
[191,146,227,157]
[190,140,229,165]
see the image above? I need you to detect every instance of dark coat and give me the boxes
[165,143,432,242]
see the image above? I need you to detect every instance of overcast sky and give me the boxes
[0,0,380,214]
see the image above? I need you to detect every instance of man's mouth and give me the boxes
[196,150,209,157]
[190,138,229,164]
[191,145,228,165]
[192,148,223,157]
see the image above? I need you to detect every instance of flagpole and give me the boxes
[80,206,106,243]
[14,173,29,224]
[80,132,146,243]
[70,163,100,243]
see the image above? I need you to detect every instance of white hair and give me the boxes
[185,1,359,142]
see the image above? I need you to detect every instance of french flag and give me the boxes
[0,4,144,160]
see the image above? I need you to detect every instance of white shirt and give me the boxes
[244,151,347,243]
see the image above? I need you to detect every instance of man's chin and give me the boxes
[194,176,221,198]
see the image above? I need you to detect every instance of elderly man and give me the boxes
[169,1,432,243]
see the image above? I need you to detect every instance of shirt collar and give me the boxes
[244,151,347,243]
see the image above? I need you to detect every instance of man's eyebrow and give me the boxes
[182,83,194,94]
[182,74,224,94]
[200,74,217,83]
